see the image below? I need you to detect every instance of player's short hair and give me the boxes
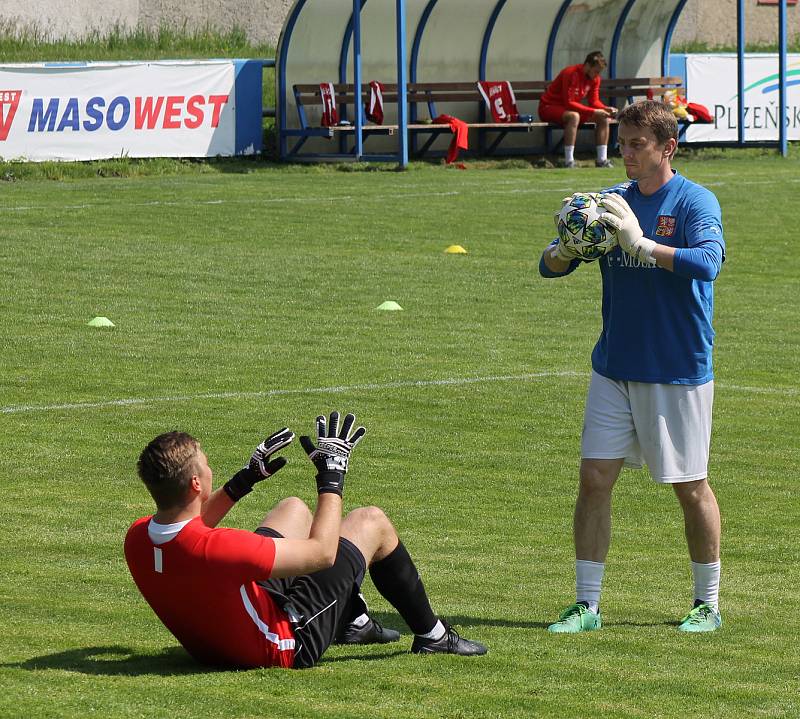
[137,431,202,510]
[617,99,679,146]
[584,51,606,69]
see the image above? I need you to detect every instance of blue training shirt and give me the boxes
[542,171,725,385]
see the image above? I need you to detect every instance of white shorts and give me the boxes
[581,371,714,484]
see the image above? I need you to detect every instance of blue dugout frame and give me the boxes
[734,0,789,153]
[609,0,637,79]
[479,0,509,81]
[545,1,572,81]
[277,0,792,162]
[337,0,408,162]
[233,60,264,154]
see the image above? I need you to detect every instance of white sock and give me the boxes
[691,560,721,610]
[597,145,608,162]
[576,559,605,614]
[350,613,370,628]
[417,619,445,641]
[564,145,575,163]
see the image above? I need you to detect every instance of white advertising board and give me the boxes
[0,61,238,161]
[685,54,800,142]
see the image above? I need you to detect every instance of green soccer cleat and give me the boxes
[547,603,602,633]
[677,602,722,633]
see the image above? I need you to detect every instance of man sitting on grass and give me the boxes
[124,411,487,669]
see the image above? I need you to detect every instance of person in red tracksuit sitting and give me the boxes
[538,50,617,168]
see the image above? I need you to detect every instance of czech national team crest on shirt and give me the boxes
[656,215,677,237]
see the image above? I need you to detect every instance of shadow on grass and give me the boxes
[369,612,677,630]
[11,612,651,676]
[320,649,410,664]
[1,645,212,676]
[369,611,551,631]
[4,644,415,674]
[608,620,682,628]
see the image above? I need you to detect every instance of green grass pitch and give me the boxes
[1,156,798,719]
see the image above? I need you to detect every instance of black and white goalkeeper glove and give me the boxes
[223,427,295,502]
[299,411,366,496]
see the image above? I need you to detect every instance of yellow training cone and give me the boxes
[445,244,468,254]
[376,301,403,311]
[87,316,115,327]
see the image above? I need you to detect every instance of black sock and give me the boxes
[368,541,437,636]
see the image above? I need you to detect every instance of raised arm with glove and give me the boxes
[223,427,296,502]
[270,411,367,576]
[300,411,366,496]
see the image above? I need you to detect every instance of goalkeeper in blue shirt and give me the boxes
[539,100,725,633]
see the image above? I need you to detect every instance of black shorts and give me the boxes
[255,527,367,669]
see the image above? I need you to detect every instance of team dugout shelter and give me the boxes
[276,0,794,165]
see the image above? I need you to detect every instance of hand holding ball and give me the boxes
[555,193,619,262]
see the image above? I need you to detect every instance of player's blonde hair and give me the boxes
[137,431,202,510]
[617,99,679,146]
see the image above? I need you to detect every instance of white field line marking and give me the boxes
[1,372,795,416]
[1,371,585,415]
[5,177,798,214]
[4,190,460,213]
[0,187,587,213]
[718,382,799,397]
[5,187,551,213]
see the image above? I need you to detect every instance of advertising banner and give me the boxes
[684,53,800,142]
[0,60,253,161]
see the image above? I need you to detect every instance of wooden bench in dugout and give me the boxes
[288,77,684,158]
[289,81,542,157]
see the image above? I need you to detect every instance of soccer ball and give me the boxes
[556,193,617,261]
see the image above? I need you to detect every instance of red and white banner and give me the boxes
[0,60,238,161]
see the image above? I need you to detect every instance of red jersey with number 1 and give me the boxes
[124,516,295,668]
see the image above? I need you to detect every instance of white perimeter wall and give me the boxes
[0,0,797,49]
[0,0,293,47]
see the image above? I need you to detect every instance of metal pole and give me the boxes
[480,0,508,81]
[610,0,637,79]
[737,0,745,146]
[546,1,572,81]
[778,0,788,157]
[277,0,308,159]
[409,0,438,152]
[353,0,364,159]
[663,0,690,76]
[396,0,409,168]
